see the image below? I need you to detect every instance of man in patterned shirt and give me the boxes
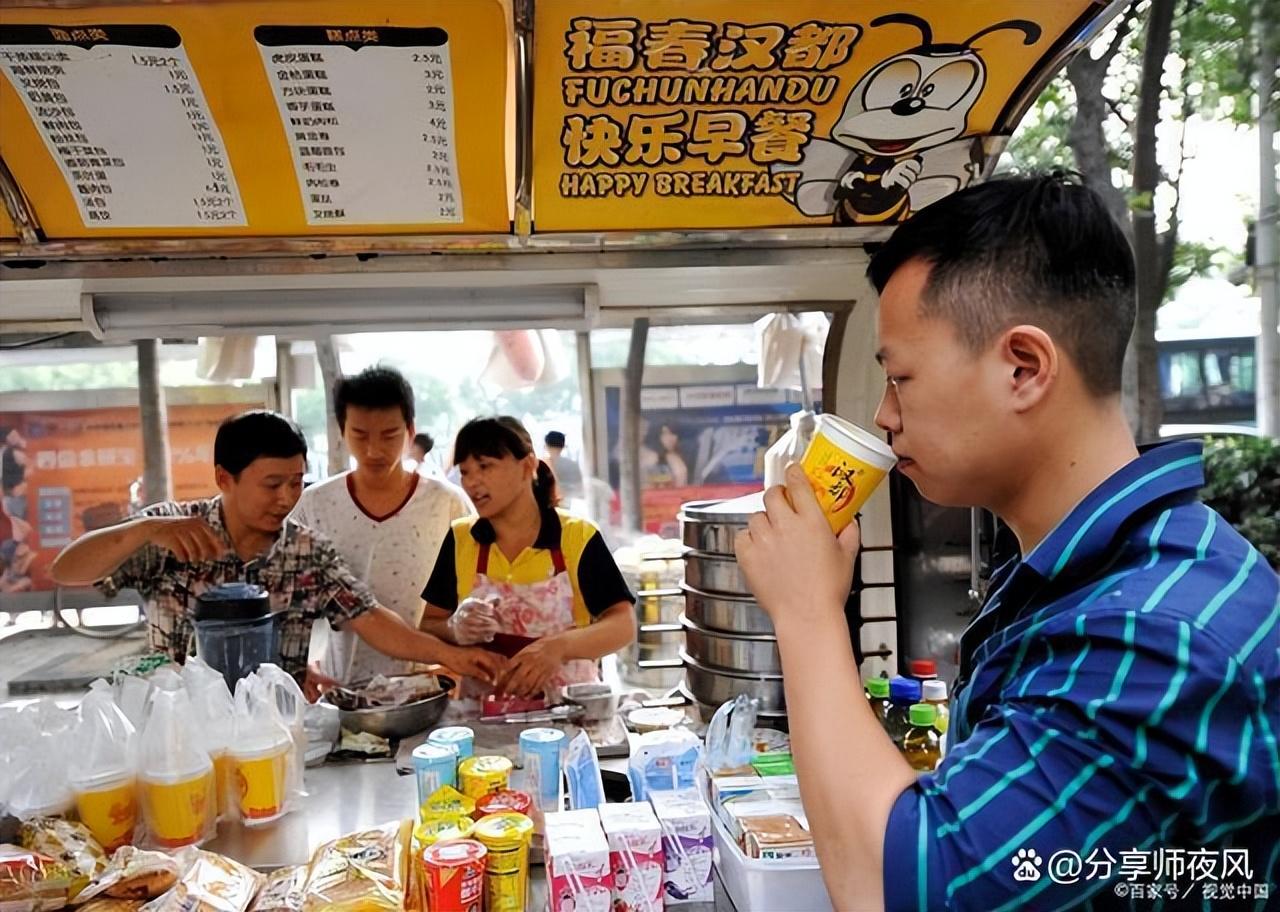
[736,174,1279,910]
[50,410,505,688]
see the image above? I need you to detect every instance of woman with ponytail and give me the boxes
[418,416,636,700]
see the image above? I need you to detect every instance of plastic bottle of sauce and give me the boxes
[865,677,891,727]
[902,704,941,772]
[884,676,922,747]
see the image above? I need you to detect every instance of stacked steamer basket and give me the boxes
[678,496,787,727]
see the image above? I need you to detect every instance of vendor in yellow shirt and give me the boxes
[419,416,637,700]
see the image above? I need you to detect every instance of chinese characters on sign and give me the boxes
[0,24,244,227]
[255,25,463,225]
[556,17,859,202]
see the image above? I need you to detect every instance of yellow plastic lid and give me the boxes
[472,812,534,849]
[459,755,513,778]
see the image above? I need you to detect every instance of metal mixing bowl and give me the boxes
[322,675,454,740]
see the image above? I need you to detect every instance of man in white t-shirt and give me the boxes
[293,367,472,686]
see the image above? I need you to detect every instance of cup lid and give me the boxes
[70,768,134,791]
[413,743,457,761]
[519,727,566,745]
[430,726,474,742]
[424,838,487,866]
[473,812,534,847]
[460,755,513,776]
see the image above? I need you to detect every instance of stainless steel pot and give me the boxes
[680,497,760,557]
[321,676,453,740]
[683,551,753,598]
[678,685,787,725]
[681,652,787,715]
[682,584,774,635]
[681,615,781,674]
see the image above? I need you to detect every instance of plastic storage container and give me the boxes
[193,583,278,693]
[705,782,832,912]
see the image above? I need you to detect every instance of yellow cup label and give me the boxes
[800,434,889,533]
[76,779,137,852]
[141,770,214,848]
[235,748,289,821]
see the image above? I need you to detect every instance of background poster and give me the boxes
[604,382,802,536]
[0,401,249,593]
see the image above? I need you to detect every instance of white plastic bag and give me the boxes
[184,658,237,821]
[755,313,828,394]
[136,681,217,849]
[6,698,76,820]
[70,680,139,851]
[228,673,296,826]
[763,410,816,489]
[254,663,309,802]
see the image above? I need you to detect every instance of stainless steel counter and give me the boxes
[205,758,735,911]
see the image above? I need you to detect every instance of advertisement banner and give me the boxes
[0,402,251,593]
[603,382,802,537]
[533,0,1096,231]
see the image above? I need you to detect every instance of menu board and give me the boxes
[0,23,244,228]
[255,25,463,225]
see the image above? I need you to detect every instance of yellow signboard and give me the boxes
[533,0,1101,232]
[0,1,511,238]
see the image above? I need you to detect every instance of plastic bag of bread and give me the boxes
[19,816,107,901]
[0,845,73,911]
[248,865,306,912]
[140,848,264,912]
[74,846,180,904]
[300,821,412,912]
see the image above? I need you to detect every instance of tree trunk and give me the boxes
[315,337,349,477]
[136,339,173,504]
[1257,8,1280,437]
[619,318,649,533]
[1130,0,1178,443]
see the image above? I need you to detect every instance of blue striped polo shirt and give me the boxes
[883,441,1280,911]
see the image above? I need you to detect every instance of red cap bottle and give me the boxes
[909,659,938,680]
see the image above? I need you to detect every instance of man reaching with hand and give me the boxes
[51,410,505,691]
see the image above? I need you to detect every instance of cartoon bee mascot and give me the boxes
[778,14,1042,225]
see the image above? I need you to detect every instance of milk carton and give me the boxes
[649,789,714,904]
[544,809,614,912]
[599,802,665,912]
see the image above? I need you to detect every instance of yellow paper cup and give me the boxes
[212,750,236,819]
[799,414,897,533]
[232,738,291,824]
[140,764,215,848]
[73,771,137,852]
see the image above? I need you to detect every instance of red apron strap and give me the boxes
[477,542,490,576]
[550,548,567,575]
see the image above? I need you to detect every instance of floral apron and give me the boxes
[460,542,600,701]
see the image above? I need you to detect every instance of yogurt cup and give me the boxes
[799,414,897,532]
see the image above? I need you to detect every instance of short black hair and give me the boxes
[214,410,307,477]
[333,366,415,431]
[867,171,1135,396]
[413,432,434,455]
[544,430,566,448]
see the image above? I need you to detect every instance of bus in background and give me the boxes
[1158,330,1257,427]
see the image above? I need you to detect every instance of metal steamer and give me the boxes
[678,499,788,723]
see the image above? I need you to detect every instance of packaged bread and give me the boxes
[0,845,73,911]
[248,865,307,912]
[74,847,180,903]
[140,848,263,912]
[19,816,107,901]
[79,901,146,912]
[301,821,412,912]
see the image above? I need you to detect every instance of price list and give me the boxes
[0,24,244,228]
[255,25,463,225]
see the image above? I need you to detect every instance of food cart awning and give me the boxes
[0,0,1129,334]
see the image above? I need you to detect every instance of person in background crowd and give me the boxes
[292,367,473,689]
[543,430,584,501]
[419,416,636,700]
[49,409,504,691]
[410,432,436,474]
[734,173,1279,911]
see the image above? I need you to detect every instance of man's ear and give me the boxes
[1001,325,1059,412]
[214,465,233,492]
